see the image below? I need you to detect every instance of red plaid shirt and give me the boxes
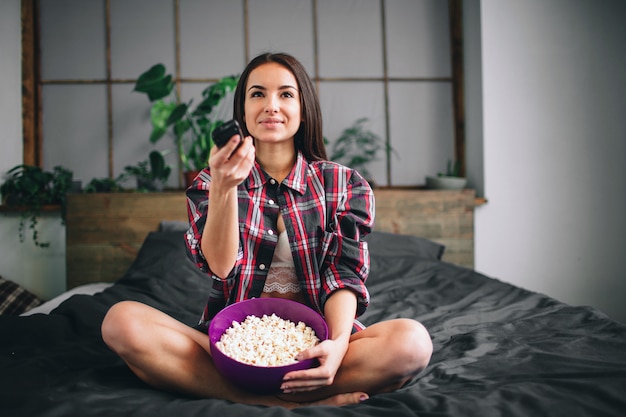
[185,151,374,325]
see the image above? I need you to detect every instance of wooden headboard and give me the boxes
[65,189,475,289]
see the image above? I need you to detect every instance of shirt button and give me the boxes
[267,229,274,236]
[270,179,276,185]
[259,264,266,270]
[268,199,275,205]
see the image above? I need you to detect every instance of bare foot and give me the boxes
[277,392,368,409]
[309,392,369,407]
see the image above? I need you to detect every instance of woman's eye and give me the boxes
[250,91,263,98]
[281,91,294,98]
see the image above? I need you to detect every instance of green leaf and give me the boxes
[195,116,210,130]
[134,64,174,101]
[149,75,173,101]
[148,150,166,180]
[136,63,166,85]
[149,126,168,144]
[173,119,191,137]
[149,100,177,143]
[194,76,238,116]
[193,96,216,116]
[166,103,188,125]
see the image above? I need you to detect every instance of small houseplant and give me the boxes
[0,164,74,247]
[426,159,467,190]
[120,150,172,192]
[83,177,124,193]
[329,117,392,185]
[133,64,238,185]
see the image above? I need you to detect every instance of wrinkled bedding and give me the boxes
[1,231,625,417]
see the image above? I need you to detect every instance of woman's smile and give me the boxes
[260,117,284,128]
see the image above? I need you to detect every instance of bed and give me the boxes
[1,192,625,417]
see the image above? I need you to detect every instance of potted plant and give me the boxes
[329,117,393,186]
[133,64,239,187]
[83,177,125,194]
[0,164,74,247]
[426,159,467,190]
[120,150,172,192]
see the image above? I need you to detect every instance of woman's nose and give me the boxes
[264,96,279,113]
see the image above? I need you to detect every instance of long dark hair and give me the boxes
[233,52,327,161]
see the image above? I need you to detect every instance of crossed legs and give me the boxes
[101,301,432,408]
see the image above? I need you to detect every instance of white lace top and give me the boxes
[262,231,302,295]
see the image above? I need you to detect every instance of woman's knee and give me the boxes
[361,318,432,393]
[388,319,433,374]
[101,301,148,353]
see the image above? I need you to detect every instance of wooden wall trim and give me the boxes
[21,0,41,167]
[449,0,466,177]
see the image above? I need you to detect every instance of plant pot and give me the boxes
[2,193,21,206]
[425,176,467,190]
[184,170,200,189]
[137,178,164,192]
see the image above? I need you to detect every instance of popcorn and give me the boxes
[215,313,320,366]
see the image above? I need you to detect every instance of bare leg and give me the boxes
[101,301,366,407]
[101,301,431,407]
[280,318,433,402]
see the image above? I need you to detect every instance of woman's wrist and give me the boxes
[208,180,237,200]
[324,289,358,342]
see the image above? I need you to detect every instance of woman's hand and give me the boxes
[280,289,357,394]
[208,134,255,189]
[280,336,349,393]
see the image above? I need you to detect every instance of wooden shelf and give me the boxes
[0,204,62,213]
[375,186,488,207]
[475,197,488,206]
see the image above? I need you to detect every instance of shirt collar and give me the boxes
[246,151,308,195]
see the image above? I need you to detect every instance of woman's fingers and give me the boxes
[208,136,255,185]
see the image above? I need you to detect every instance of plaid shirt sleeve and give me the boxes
[185,168,242,320]
[184,168,212,273]
[313,165,375,317]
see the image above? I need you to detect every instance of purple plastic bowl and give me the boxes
[208,298,328,394]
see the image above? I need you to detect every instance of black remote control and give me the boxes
[212,119,244,148]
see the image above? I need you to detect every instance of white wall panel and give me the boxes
[110,0,175,79]
[39,0,106,79]
[42,85,109,184]
[180,0,246,78]
[388,82,454,186]
[248,0,315,74]
[386,0,451,77]
[319,81,386,184]
[0,0,22,168]
[112,83,179,188]
[317,0,383,78]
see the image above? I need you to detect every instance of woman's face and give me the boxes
[244,62,301,145]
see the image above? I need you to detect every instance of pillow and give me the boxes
[364,231,445,260]
[0,276,43,315]
[159,220,189,232]
[20,282,113,316]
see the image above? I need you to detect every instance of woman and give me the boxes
[102,52,432,408]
